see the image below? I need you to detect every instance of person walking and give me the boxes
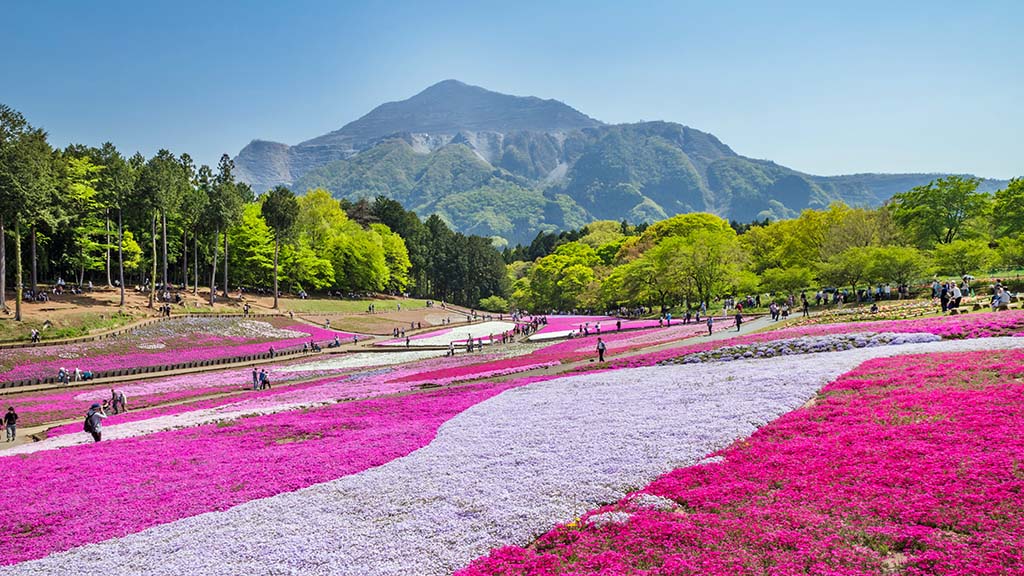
[252,367,259,391]
[596,338,607,362]
[735,311,743,332]
[110,389,127,414]
[706,315,713,336]
[84,403,106,442]
[4,407,18,442]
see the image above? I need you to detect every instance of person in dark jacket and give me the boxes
[4,407,18,442]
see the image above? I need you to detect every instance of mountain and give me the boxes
[234,79,601,193]
[235,80,1008,245]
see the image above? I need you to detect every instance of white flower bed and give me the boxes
[377,321,516,347]
[131,318,306,341]
[276,350,447,372]
[662,332,941,364]
[11,337,1024,575]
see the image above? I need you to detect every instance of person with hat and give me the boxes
[4,407,18,442]
[85,403,107,442]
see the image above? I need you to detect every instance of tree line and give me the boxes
[503,175,1024,313]
[0,104,509,320]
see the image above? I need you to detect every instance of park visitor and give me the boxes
[84,403,107,442]
[110,389,127,414]
[5,407,18,442]
[706,316,713,336]
[735,312,743,332]
[596,338,607,362]
[252,367,259,390]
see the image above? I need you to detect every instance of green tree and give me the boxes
[58,152,104,285]
[261,185,299,308]
[933,239,995,278]
[817,248,873,295]
[760,266,815,295]
[137,149,188,306]
[91,143,137,306]
[226,203,274,288]
[280,240,334,292]
[0,105,56,320]
[997,237,1024,271]
[889,176,990,246]
[993,178,1024,238]
[867,246,930,289]
[371,223,412,293]
[478,295,510,313]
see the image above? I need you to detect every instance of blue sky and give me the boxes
[3,0,1021,178]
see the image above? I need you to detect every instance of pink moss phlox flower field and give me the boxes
[389,355,560,385]
[594,310,1024,370]
[6,363,338,428]
[39,350,535,440]
[460,348,1024,575]
[0,320,348,382]
[0,381,516,564]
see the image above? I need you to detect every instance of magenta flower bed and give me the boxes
[534,320,737,361]
[461,348,1024,575]
[525,315,669,335]
[41,352,530,439]
[0,323,348,383]
[391,356,561,385]
[0,380,517,565]
[593,310,1024,370]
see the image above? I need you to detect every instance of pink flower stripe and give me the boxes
[5,362,339,429]
[592,310,1024,370]
[461,349,1024,575]
[393,358,561,386]
[524,315,668,335]
[41,352,522,438]
[0,380,518,565]
[0,324,349,383]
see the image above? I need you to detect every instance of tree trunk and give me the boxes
[273,237,279,309]
[149,213,156,308]
[30,224,37,295]
[0,214,6,313]
[182,230,188,291]
[210,229,220,306]
[105,214,112,287]
[14,220,23,321]
[222,232,229,298]
[161,209,169,291]
[193,233,199,296]
[118,209,125,307]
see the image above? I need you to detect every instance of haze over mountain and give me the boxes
[234,80,1006,245]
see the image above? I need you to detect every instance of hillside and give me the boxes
[235,80,1008,245]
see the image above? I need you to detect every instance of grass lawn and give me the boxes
[278,298,428,314]
[0,311,140,343]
